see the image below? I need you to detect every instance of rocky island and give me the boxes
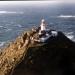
[0,19,75,75]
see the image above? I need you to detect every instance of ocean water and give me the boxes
[0,2,75,47]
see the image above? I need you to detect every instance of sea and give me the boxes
[0,2,75,47]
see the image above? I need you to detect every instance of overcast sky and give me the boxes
[0,1,74,8]
[0,1,75,5]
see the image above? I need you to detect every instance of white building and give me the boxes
[40,19,46,31]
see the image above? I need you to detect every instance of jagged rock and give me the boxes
[0,29,75,75]
[0,31,32,75]
[12,31,75,75]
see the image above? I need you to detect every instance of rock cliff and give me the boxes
[0,28,75,75]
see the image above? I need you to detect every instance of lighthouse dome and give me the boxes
[41,19,45,23]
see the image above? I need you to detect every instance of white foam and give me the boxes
[0,26,3,28]
[5,28,12,32]
[65,32,75,41]
[67,35,74,39]
[66,35,75,42]
[57,15,75,18]
[0,42,5,47]
[0,11,24,14]
[17,24,22,28]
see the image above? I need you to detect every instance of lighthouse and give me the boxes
[31,19,58,43]
[40,19,46,31]
[39,19,47,35]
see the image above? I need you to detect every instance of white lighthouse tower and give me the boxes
[39,19,47,35]
[40,19,46,31]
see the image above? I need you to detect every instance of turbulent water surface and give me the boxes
[0,2,75,47]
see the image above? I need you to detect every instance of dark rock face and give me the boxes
[12,31,75,75]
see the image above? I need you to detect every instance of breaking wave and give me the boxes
[0,11,24,14]
[57,15,75,18]
[65,32,75,41]
[5,28,12,32]
[16,24,22,28]
[0,42,5,47]
[0,26,3,28]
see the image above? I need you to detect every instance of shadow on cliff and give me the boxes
[12,31,75,75]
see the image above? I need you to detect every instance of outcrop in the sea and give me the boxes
[0,29,36,75]
[0,28,75,75]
